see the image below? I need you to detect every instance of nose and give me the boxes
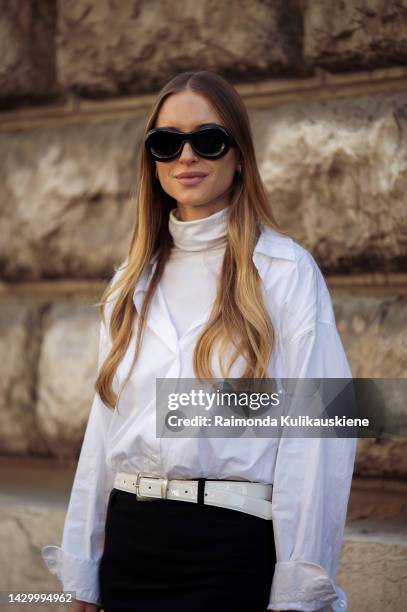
[178,140,197,161]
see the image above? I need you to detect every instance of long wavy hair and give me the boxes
[95,70,288,410]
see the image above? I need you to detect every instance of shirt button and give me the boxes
[338,600,346,608]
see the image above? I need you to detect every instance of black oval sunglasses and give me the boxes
[144,123,236,162]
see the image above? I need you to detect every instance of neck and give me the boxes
[174,202,230,222]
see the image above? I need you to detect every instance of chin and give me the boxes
[176,195,207,206]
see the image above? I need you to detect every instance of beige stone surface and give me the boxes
[304,0,407,71]
[0,0,57,104]
[347,478,407,522]
[0,303,45,455]
[1,91,407,279]
[355,438,407,479]
[0,496,406,612]
[338,526,407,611]
[333,294,407,478]
[0,119,140,280]
[0,291,406,462]
[0,503,66,612]
[256,91,407,273]
[36,304,100,458]
[0,302,102,458]
[333,295,407,377]
[56,0,304,97]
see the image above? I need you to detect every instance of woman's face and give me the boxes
[153,90,240,221]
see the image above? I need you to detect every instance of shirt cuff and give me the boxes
[267,561,347,611]
[41,545,101,606]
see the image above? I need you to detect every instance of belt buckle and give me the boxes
[135,472,168,501]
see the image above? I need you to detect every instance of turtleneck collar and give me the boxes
[168,206,229,252]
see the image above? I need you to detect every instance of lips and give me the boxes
[177,174,206,187]
[176,174,207,180]
[175,172,208,186]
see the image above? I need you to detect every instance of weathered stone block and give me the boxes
[0,303,44,454]
[1,499,406,612]
[57,0,305,97]
[257,92,407,273]
[36,303,100,458]
[338,522,407,611]
[1,91,407,278]
[0,119,140,280]
[333,294,407,479]
[355,438,407,479]
[0,503,66,612]
[304,0,407,71]
[0,0,58,105]
[333,295,407,378]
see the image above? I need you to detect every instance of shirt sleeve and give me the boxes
[41,315,116,606]
[267,320,356,611]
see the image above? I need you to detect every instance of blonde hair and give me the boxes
[95,70,289,409]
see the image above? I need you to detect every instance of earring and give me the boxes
[236,165,242,175]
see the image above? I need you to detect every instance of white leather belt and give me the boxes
[113,471,273,520]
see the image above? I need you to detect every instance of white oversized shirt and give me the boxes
[42,207,356,612]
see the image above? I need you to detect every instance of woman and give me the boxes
[42,70,356,612]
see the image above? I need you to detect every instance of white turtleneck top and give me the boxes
[160,206,229,338]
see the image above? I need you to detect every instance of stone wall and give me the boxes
[1,91,407,474]
[0,464,405,612]
[0,1,406,465]
[2,492,406,612]
[0,0,407,612]
[1,2,407,608]
[2,91,407,279]
[2,1,407,106]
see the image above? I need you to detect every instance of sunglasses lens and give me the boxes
[193,128,227,157]
[147,132,179,159]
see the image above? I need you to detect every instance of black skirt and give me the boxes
[99,487,276,612]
